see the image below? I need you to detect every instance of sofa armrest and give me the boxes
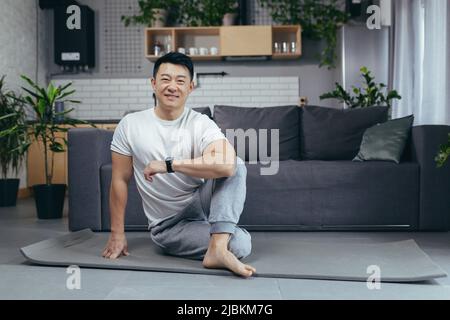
[411,125,450,230]
[68,128,114,231]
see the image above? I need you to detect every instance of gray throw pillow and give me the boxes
[353,115,414,164]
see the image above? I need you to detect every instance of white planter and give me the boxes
[152,9,168,28]
[222,13,237,26]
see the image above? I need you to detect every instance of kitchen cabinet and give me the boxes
[145,25,301,61]
[27,123,117,187]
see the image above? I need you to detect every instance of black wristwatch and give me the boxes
[165,157,174,173]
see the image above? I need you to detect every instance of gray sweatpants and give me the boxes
[149,157,252,260]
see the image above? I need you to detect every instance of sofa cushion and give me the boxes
[354,115,414,163]
[308,160,419,228]
[241,160,419,229]
[213,105,300,161]
[300,105,389,160]
[241,160,318,227]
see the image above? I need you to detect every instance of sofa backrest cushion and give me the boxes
[300,105,389,160]
[192,106,212,119]
[213,105,300,161]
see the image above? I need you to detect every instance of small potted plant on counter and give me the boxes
[0,75,93,219]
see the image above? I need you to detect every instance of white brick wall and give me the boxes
[0,0,48,186]
[52,77,300,120]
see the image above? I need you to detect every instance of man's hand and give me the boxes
[102,232,129,259]
[143,160,167,182]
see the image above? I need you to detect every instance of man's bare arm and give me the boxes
[109,151,133,234]
[102,151,133,259]
[172,139,236,179]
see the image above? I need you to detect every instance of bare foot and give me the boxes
[203,246,256,278]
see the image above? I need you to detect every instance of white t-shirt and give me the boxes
[110,107,226,227]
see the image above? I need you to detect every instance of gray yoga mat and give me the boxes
[20,229,447,282]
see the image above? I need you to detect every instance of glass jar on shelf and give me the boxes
[290,42,297,54]
[154,41,162,56]
[274,42,281,54]
[165,35,172,53]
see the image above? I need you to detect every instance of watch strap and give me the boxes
[165,157,174,173]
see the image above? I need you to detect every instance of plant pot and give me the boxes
[222,13,237,26]
[151,9,168,28]
[0,179,20,207]
[33,184,66,219]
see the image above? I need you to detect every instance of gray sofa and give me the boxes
[68,105,450,231]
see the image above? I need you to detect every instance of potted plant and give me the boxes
[319,66,401,109]
[179,0,239,26]
[0,76,30,207]
[1,75,92,219]
[259,0,349,68]
[122,0,179,27]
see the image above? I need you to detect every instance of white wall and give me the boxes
[53,77,300,120]
[0,0,49,187]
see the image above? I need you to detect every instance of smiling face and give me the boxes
[151,62,194,112]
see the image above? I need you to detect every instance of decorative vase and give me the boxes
[0,179,20,207]
[152,9,168,28]
[33,184,66,219]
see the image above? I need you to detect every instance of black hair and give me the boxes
[152,52,194,81]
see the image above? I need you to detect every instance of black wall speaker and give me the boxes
[53,4,95,69]
[39,0,79,10]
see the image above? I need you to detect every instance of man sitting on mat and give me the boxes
[102,52,256,278]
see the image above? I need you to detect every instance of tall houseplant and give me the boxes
[0,76,30,207]
[3,75,91,219]
[320,66,401,109]
[259,0,349,68]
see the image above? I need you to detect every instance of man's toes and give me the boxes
[244,264,256,273]
[240,268,253,277]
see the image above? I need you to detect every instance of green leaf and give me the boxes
[21,86,44,101]
[58,82,73,93]
[20,75,49,103]
[57,89,76,101]
[47,82,57,104]
[0,113,16,122]
[37,99,47,117]
[49,141,65,153]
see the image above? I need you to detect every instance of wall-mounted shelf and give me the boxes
[145,25,301,61]
[272,25,302,59]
